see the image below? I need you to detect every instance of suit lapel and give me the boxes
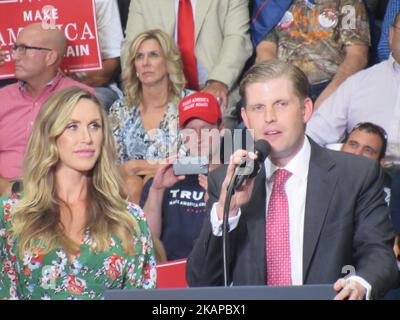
[194,0,213,43]
[303,141,337,282]
[243,166,266,284]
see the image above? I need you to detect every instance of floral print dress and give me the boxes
[0,194,156,300]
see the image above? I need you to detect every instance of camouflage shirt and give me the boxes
[263,0,370,84]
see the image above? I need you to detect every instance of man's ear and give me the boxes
[241,107,250,129]
[302,97,314,124]
[46,50,59,67]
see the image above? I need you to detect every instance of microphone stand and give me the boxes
[222,171,240,287]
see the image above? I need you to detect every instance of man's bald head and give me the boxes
[13,23,67,84]
[20,23,66,60]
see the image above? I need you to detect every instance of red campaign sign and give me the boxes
[0,0,102,80]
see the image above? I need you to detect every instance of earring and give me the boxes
[136,72,139,77]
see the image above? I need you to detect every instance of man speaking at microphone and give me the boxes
[186,60,398,299]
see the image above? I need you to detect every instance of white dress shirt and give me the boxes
[211,136,310,285]
[210,136,371,297]
[306,55,400,167]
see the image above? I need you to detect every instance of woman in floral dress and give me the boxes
[0,87,156,299]
[109,29,192,203]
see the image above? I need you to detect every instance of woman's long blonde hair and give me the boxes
[11,87,140,256]
[123,29,186,107]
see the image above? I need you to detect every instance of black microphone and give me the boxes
[233,139,271,190]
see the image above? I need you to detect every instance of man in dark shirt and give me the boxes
[141,92,223,260]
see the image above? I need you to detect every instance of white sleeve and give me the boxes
[95,0,123,59]
[346,275,372,300]
[210,202,242,236]
[306,78,353,146]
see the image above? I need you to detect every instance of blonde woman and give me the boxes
[109,29,192,203]
[0,87,156,300]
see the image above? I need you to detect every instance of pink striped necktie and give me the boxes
[266,169,292,286]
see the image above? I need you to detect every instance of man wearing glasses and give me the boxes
[0,23,95,196]
[307,12,400,170]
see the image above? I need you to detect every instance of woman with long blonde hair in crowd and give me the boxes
[109,29,192,203]
[0,87,156,299]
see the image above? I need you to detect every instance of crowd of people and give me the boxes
[1,0,400,300]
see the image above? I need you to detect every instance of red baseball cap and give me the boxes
[178,92,222,128]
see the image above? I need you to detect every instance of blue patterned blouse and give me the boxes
[108,90,192,163]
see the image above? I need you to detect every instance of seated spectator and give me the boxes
[68,0,123,111]
[306,12,400,168]
[341,122,391,204]
[109,29,191,204]
[121,0,253,129]
[0,23,95,197]
[0,87,156,299]
[378,0,400,62]
[141,92,223,261]
[341,121,400,299]
[256,0,370,109]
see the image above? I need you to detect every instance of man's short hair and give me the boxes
[239,60,310,106]
[344,122,388,160]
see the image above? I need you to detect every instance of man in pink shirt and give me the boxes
[0,23,95,195]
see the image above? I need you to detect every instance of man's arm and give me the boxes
[255,40,277,63]
[143,163,185,238]
[186,168,227,286]
[306,78,353,146]
[187,151,258,286]
[314,44,368,109]
[71,58,120,87]
[206,0,253,91]
[349,161,398,299]
[119,159,159,178]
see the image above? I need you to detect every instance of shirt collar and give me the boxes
[18,72,64,93]
[264,135,311,182]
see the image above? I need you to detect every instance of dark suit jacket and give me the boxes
[186,139,398,299]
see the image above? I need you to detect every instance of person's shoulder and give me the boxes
[0,82,19,96]
[126,202,145,220]
[126,202,152,236]
[58,76,96,94]
[109,98,132,115]
[0,193,21,229]
[311,140,379,174]
[346,59,389,84]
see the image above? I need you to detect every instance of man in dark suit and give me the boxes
[186,60,398,299]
